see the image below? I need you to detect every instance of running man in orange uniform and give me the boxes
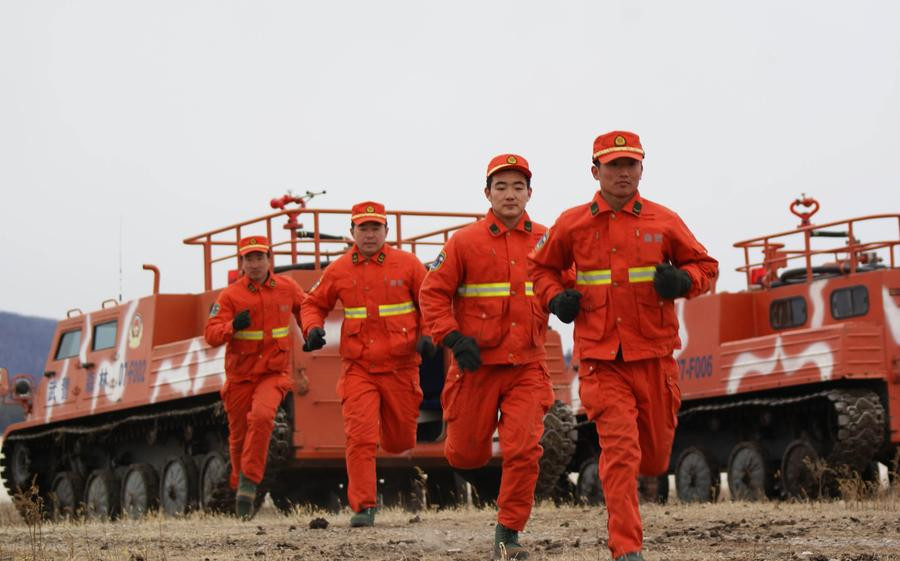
[529,131,718,561]
[300,201,432,528]
[205,236,307,519]
[419,154,555,560]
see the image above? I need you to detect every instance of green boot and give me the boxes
[349,507,376,527]
[235,473,257,520]
[614,554,645,561]
[493,523,529,560]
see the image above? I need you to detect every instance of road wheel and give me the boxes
[576,457,604,506]
[425,469,467,509]
[50,471,84,520]
[8,442,33,491]
[160,456,199,516]
[727,442,771,501]
[121,464,159,519]
[675,447,718,503]
[199,452,230,513]
[638,474,669,504]
[536,400,578,500]
[84,469,121,521]
[780,439,820,499]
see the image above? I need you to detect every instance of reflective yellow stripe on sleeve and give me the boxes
[271,326,290,338]
[576,270,612,286]
[379,301,416,317]
[233,330,264,340]
[457,282,511,297]
[525,282,534,296]
[628,266,656,283]
[344,307,367,319]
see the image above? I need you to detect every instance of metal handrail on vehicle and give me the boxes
[184,198,482,291]
[733,198,899,289]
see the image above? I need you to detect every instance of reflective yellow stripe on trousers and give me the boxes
[576,266,657,285]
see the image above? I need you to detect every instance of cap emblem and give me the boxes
[614,136,626,146]
[366,205,374,213]
[249,238,257,244]
[506,155,517,164]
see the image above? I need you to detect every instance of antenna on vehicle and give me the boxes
[118,214,124,302]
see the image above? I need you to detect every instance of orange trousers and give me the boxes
[579,355,681,559]
[338,362,423,512]
[442,362,554,531]
[222,372,292,488]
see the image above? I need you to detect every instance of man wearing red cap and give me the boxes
[419,154,554,560]
[205,236,307,519]
[528,132,718,560]
[300,201,432,528]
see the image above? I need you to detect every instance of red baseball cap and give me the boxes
[238,235,270,256]
[351,201,387,225]
[592,131,645,164]
[486,153,532,179]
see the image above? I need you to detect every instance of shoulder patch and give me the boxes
[428,250,446,271]
[209,303,220,318]
[534,231,549,252]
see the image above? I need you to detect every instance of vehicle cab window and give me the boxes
[55,330,82,360]
[92,321,118,351]
[770,297,807,330]
[831,285,868,319]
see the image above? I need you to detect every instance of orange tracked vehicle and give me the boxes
[0,193,578,519]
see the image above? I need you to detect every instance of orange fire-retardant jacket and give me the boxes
[528,191,718,362]
[419,209,548,366]
[205,274,306,382]
[300,243,428,373]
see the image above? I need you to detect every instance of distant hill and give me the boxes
[0,311,56,432]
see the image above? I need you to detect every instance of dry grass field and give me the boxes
[1,483,898,561]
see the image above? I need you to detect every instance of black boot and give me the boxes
[492,523,528,560]
[349,507,376,527]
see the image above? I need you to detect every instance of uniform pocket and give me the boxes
[440,372,466,422]
[663,357,682,429]
[232,339,260,355]
[574,286,608,342]
[341,320,364,359]
[386,315,417,356]
[636,287,677,339]
[461,298,507,348]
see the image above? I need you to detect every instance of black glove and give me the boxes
[303,327,326,352]
[442,331,481,372]
[232,310,251,331]
[416,335,437,359]
[549,289,582,323]
[653,263,692,299]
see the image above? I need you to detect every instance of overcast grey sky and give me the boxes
[1,1,899,320]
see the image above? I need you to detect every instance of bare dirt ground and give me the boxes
[1,491,899,561]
